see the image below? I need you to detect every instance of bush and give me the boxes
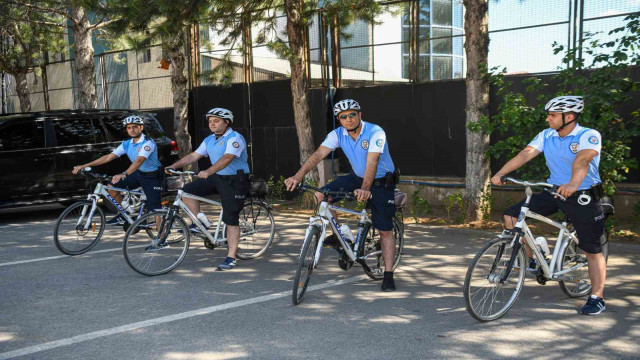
[471,14,640,194]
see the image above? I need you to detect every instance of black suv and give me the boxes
[0,110,178,209]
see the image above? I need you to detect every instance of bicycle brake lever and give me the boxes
[550,191,567,201]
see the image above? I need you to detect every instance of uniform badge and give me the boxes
[569,142,579,154]
[143,145,151,151]
[376,139,384,147]
[218,141,224,147]
[232,142,240,148]
[136,146,141,152]
[588,136,599,145]
[361,140,369,150]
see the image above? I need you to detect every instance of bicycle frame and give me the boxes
[167,189,257,245]
[76,182,146,230]
[307,200,374,269]
[505,185,588,285]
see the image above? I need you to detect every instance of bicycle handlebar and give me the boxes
[297,183,358,201]
[79,167,111,181]
[166,168,196,176]
[501,177,566,201]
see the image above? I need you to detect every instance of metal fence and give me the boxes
[1,0,637,113]
[2,45,173,113]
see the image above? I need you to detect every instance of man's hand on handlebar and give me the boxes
[285,175,303,192]
[556,183,577,199]
[111,174,126,184]
[491,173,506,186]
[354,189,371,203]
[72,165,87,175]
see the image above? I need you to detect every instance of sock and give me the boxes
[590,295,601,299]
[383,271,394,280]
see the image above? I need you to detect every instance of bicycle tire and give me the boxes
[463,237,527,322]
[361,216,404,280]
[559,229,609,298]
[292,226,321,305]
[235,201,276,260]
[123,210,190,276]
[53,200,106,255]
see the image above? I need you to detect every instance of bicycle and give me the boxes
[292,183,405,305]
[463,177,610,322]
[122,169,276,276]
[53,167,170,255]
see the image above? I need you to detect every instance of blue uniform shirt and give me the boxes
[112,134,162,172]
[321,120,395,178]
[528,124,602,190]
[195,128,250,175]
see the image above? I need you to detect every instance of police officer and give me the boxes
[285,99,399,292]
[72,115,164,226]
[491,95,607,315]
[166,107,250,271]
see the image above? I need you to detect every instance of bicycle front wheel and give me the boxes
[361,216,404,280]
[464,237,526,322]
[292,226,321,305]
[559,230,609,298]
[123,210,190,276]
[53,200,105,255]
[236,201,276,260]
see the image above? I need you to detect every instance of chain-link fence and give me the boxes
[2,45,173,113]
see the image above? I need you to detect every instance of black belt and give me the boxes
[352,173,386,187]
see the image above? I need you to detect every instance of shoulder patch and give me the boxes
[143,145,151,151]
[376,139,384,147]
[588,136,599,145]
[232,141,240,148]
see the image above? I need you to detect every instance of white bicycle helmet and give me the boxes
[544,96,584,113]
[122,115,144,126]
[206,107,234,123]
[333,99,361,116]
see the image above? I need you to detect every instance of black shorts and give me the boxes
[504,191,605,254]
[322,173,396,231]
[182,174,249,226]
[112,170,164,211]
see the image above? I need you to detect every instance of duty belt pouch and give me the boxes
[236,170,250,196]
[591,183,604,201]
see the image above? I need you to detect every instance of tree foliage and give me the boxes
[471,13,640,193]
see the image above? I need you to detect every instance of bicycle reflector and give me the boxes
[171,140,178,152]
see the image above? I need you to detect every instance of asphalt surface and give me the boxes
[0,204,639,359]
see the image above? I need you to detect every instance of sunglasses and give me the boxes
[338,112,358,119]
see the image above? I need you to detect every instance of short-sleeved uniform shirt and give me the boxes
[527,124,602,189]
[194,128,250,175]
[320,120,395,179]
[112,134,162,172]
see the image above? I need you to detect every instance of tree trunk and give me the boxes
[166,30,192,168]
[284,0,319,183]
[463,0,491,222]
[14,72,32,112]
[71,6,97,109]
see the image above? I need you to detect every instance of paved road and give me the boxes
[0,205,638,359]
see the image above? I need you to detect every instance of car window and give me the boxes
[52,118,108,146]
[0,120,45,151]
[102,116,165,141]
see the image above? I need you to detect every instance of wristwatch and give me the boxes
[121,171,128,178]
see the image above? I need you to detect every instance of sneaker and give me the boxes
[381,271,396,292]
[106,214,125,226]
[528,258,538,271]
[323,234,339,248]
[581,296,606,315]
[217,257,237,271]
[178,224,206,234]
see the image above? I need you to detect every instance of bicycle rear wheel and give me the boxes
[559,230,609,298]
[464,237,526,322]
[361,216,404,280]
[292,226,321,305]
[123,210,190,276]
[235,200,275,260]
[53,200,105,255]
